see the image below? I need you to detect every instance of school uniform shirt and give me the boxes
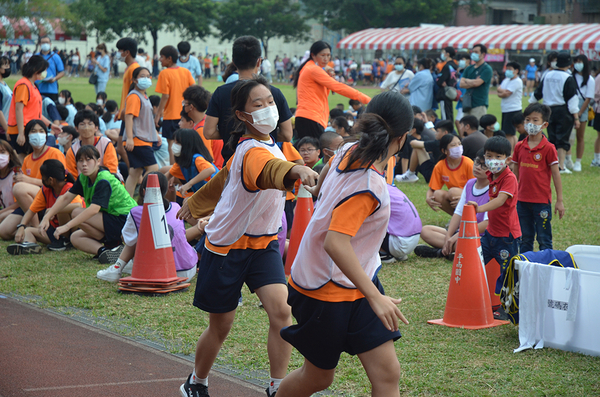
[429,156,474,191]
[155,66,195,121]
[65,103,77,126]
[424,139,442,163]
[0,170,15,210]
[66,136,119,177]
[387,184,422,238]
[454,178,489,226]
[7,79,42,135]
[512,135,558,204]
[29,183,83,227]
[125,91,156,146]
[531,69,579,114]
[499,77,523,113]
[486,167,521,238]
[117,62,140,120]
[0,81,13,132]
[22,147,66,179]
[170,155,214,198]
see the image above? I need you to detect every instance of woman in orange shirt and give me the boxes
[293,41,370,140]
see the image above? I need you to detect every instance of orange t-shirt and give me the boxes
[8,85,32,135]
[22,147,66,180]
[118,62,140,120]
[170,156,214,198]
[30,182,83,227]
[193,119,214,158]
[66,137,119,177]
[125,94,153,147]
[429,156,474,191]
[155,66,195,120]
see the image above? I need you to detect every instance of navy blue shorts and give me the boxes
[161,119,179,140]
[7,134,26,154]
[417,159,434,183]
[193,239,286,313]
[12,208,45,221]
[481,230,521,295]
[101,212,127,247]
[46,225,59,243]
[126,145,157,169]
[281,277,401,370]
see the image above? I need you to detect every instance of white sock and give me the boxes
[576,158,582,164]
[565,154,572,161]
[595,153,600,162]
[115,258,126,269]
[407,170,415,176]
[269,378,282,394]
[191,369,208,386]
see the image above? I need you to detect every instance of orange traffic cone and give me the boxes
[119,174,188,293]
[284,185,314,276]
[486,258,502,310]
[428,205,509,329]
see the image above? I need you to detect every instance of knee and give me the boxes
[266,301,292,326]
[306,368,335,392]
[433,189,448,202]
[208,318,234,342]
[12,182,30,199]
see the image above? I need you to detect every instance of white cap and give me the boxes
[529,58,535,63]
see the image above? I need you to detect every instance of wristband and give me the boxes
[16,224,26,229]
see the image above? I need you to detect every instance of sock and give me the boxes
[115,258,126,269]
[595,153,600,162]
[565,154,572,162]
[269,378,282,394]
[575,158,582,164]
[191,369,208,386]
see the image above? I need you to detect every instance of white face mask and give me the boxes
[551,61,557,69]
[448,145,463,159]
[41,43,51,52]
[0,153,9,168]
[574,63,584,73]
[29,132,47,149]
[525,123,543,136]
[57,136,70,147]
[171,143,182,157]
[58,97,66,105]
[244,105,279,135]
[485,158,506,174]
[96,99,104,106]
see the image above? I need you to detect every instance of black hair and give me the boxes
[180,108,193,122]
[160,45,178,63]
[523,103,551,123]
[483,136,511,157]
[40,159,76,185]
[22,55,49,78]
[59,90,73,105]
[128,66,151,93]
[365,90,413,138]
[295,136,320,151]
[349,99,361,107]
[511,112,524,126]
[411,105,422,115]
[417,58,431,70]
[116,37,138,58]
[232,36,262,71]
[425,109,437,119]
[74,102,85,111]
[574,54,590,87]
[493,130,506,137]
[87,103,104,117]
[460,115,479,131]
[183,85,211,113]
[436,120,454,134]
[443,46,456,58]
[329,108,344,120]
[412,118,424,135]
[138,48,144,54]
[438,133,460,161]
[320,132,342,151]
[479,114,497,129]
[506,61,521,73]
[0,56,10,67]
[23,119,48,154]
[0,139,21,169]
[228,75,271,150]
[456,52,471,60]
[149,95,161,108]
[102,100,118,124]
[173,128,213,167]
[96,91,108,102]
[62,125,79,139]
[75,145,100,162]
[177,41,191,56]
[547,51,558,64]
[74,109,99,128]
[475,148,485,164]
[56,104,69,121]
[332,116,350,133]
[473,43,487,55]
[139,172,169,210]
[395,56,406,64]
[293,41,332,88]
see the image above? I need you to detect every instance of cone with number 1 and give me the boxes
[428,205,509,329]
[119,174,188,293]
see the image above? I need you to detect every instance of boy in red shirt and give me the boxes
[512,103,565,253]
[468,136,521,320]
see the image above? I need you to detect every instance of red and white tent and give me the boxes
[337,24,600,52]
[0,17,86,42]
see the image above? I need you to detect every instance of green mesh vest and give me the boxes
[79,169,137,216]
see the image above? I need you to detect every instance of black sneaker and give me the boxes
[47,236,72,251]
[379,252,396,264]
[493,306,510,321]
[265,386,276,397]
[180,374,209,397]
[7,242,42,255]
[414,245,442,258]
[98,245,124,264]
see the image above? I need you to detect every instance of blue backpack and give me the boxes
[181,153,218,193]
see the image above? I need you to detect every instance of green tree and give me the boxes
[215,0,310,60]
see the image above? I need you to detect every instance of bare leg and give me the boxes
[595,131,600,154]
[420,225,448,249]
[70,210,105,254]
[194,310,236,378]
[125,167,144,197]
[0,213,23,240]
[507,135,517,152]
[358,340,401,397]
[576,122,586,160]
[434,189,456,216]
[23,227,51,245]
[13,182,39,212]
[277,359,335,397]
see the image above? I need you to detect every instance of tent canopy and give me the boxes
[337,24,600,52]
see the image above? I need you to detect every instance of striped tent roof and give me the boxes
[337,24,600,51]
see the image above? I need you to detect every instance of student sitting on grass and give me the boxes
[416,149,489,259]
[40,145,138,264]
[7,159,83,255]
[426,133,474,215]
[96,172,198,283]
[56,126,78,156]
[0,140,21,223]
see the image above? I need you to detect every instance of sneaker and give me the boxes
[122,259,133,274]
[573,162,582,172]
[7,242,42,255]
[414,245,442,258]
[265,387,277,397]
[98,245,124,264]
[180,374,210,397]
[559,167,572,174]
[47,236,72,251]
[395,172,419,183]
[379,253,396,264]
[564,158,574,170]
[493,306,510,321]
[96,264,123,282]
[592,160,600,168]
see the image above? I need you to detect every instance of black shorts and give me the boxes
[12,208,45,222]
[295,117,324,140]
[417,159,435,183]
[101,212,127,246]
[40,93,59,102]
[501,111,520,136]
[127,145,157,169]
[8,134,26,154]
[161,119,179,140]
[46,225,59,243]
[548,105,573,151]
[594,115,600,132]
[281,277,401,370]
[193,239,286,313]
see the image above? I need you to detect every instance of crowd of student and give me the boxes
[1,32,599,397]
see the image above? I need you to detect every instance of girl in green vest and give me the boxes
[40,145,137,263]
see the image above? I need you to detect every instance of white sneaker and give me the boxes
[573,162,582,172]
[122,260,133,274]
[96,264,123,282]
[564,158,574,170]
[395,172,419,183]
[559,167,572,174]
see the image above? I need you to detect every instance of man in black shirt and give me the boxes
[437,47,459,122]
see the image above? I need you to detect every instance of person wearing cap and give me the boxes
[530,52,580,173]
[525,58,538,97]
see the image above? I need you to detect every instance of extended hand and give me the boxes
[368,294,409,332]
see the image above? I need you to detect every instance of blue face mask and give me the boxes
[395,64,404,72]
[470,53,480,62]
[505,70,514,79]
[458,59,466,69]
[441,53,446,61]
[493,122,500,132]
[136,77,152,90]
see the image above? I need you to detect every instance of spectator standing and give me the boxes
[91,44,110,94]
[177,41,203,86]
[380,56,414,97]
[567,54,595,172]
[262,57,273,83]
[437,46,459,121]
[275,56,285,82]
[203,54,211,79]
[35,36,65,102]
[593,70,600,167]
[525,58,538,97]
[408,58,434,112]
[497,61,523,149]
[0,56,12,137]
[459,44,493,120]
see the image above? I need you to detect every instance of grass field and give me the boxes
[2,76,600,396]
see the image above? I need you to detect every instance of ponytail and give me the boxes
[128,66,150,93]
[40,159,73,184]
[340,114,392,173]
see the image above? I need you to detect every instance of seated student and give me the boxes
[511,111,527,142]
[296,136,321,169]
[96,92,108,109]
[425,109,440,128]
[479,114,499,139]
[59,90,77,126]
[0,140,21,223]
[348,99,365,118]
[103,100,123,142]
[97,172,198,282]
[329,107,344,121]
[426,133,474,215]
[331,116,351,137]
[7,159,83,254]
[40,145,138,264]
[379,184,422,263]
[460,114,487,160]
[55,104,70,127]
[398,118,430,174]
[416,149,489,258]
[56,125,78,155]
[395,119,453,183]
[0,119,66,241]
[179,108,194,130]
[86,103,107,136]
[313,132,344,173]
